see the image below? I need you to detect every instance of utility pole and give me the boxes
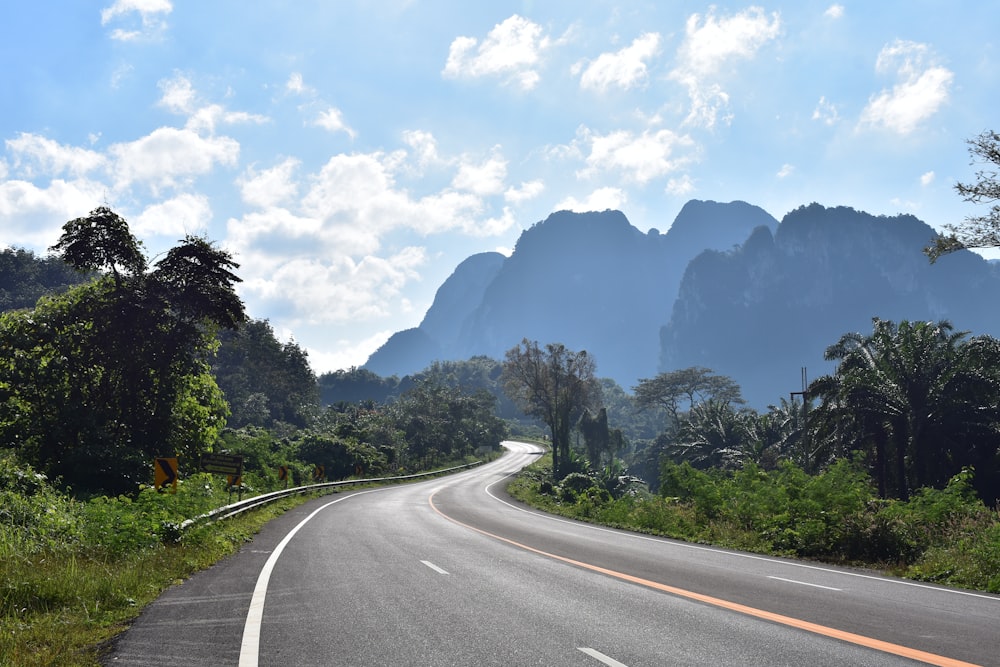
[789,367,810,471]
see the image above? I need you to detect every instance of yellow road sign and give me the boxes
[154,457,178,493]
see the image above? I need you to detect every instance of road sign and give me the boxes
[227,474,242,487]
[154,457,178,493]
[313,464,325,481]
[200,453,244,476]
[278,465,288,481]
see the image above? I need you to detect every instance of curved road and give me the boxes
[106,441,998,666]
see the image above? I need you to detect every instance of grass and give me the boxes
[506,453,1000,593]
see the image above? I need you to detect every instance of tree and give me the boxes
[48,206,146,288]
[0,210,247,495]
[925,130,1000,262]
[501,339,599,479]
[633,367,744,429]
[810,318,1000,500]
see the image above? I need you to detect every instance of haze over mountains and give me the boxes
[364,201,1000,407]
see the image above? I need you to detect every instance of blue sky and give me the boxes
[2,1,998,374]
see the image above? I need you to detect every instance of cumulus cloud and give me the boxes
[556,187,626,213]
[158,75,268,133]
[666,174,695,196]
[860,40,953,134]
[5,133,107,178]
[777,163,794,179]
[451,152,507,196]
[577,127,696,184]
[131,193,211,237]
[504,179,544,204]
[921,171,935,186]
[402,130,440,167]
[239,158,300,209]
[101,0,172,41]
[0,178,107,248]
[442,15,552,90]
[314,107,356,138]
[109,127,240,192]
[577,32,661,92]
[670,7,782,127]
[286,72,314,95]
[825,4,845,19]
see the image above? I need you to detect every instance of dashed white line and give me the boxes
[421,560,449,575]
[768,576,842,591]
[578,647,629,666]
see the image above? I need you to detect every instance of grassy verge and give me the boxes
[506,453,1000,593]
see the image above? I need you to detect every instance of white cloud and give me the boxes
[777,163,794,179]
[825,4,845,19]
[556,187,626,213]
[921,171,935,186]
[305,330,396,374]
[158,75,195,114]
[666,174,695,196]
[442,15,552,90]
[314,107,356,138]
[812,96,840,125]
[578,32,661,92]
[132,193,211,237]
[577,127,696,184]
[6,133,106,178]
[504,179,544,204]
[402,130,440,167]
[670,7,782,127]
[239,158,300,209]
[101,0,172,41]
[0,178,106,248]
[860,40,953,135]
[451,152,507,196]
[286,72,314,96]
[109,127,240,191]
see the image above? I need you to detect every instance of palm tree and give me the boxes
[811,318,1000,499]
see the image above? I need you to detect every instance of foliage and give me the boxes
[633,367,744,428]
[0,246,94,312]
[508,452,1000,592]
[213,319,319,428]
[925,130,1000,261]
[0,209,246,496]
[809,318,1000,501]
[502,339,600,479]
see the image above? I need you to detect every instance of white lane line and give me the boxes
[239,488,383,667]
[768,575,842,591]
[481,465,998,602]
[578,647,629,666]
[421,560,449,575]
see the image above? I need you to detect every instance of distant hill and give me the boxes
[364,200,1000,407]
[365,201,777,387]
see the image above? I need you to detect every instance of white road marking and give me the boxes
[578,647,629,666]
[239,488,383,667]
[421,560,449,574]
[768,575,842,591]
[483,447,999,602]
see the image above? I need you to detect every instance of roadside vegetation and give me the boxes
[507,451,1000,593]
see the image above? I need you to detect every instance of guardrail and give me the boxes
[179,461,483,531]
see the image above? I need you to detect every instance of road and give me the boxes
[105,441,998,666]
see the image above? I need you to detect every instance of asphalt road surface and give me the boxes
[105,441,999,666]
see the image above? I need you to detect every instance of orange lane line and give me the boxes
[428,492,980,667]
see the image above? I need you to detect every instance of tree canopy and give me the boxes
[0,208,246,495]
[501,339,599,479]
[925,130,1000,262]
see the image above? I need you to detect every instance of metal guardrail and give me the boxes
[179,461,483,531]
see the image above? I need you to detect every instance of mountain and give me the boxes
[364,200,1000,407]
[364,201,777,384]
[660,203,1000,405]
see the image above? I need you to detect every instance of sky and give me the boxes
[2,1,998,375]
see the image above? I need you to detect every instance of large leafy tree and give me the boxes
[501,339,599,479]
[925,130,1000,261]
[0,208,246,495]
[810,318,1000,500]
[633,367,744,430]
